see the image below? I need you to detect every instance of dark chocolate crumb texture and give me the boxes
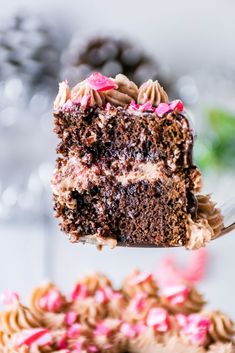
[52,72,223,249]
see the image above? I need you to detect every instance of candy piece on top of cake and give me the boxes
[0,270,234,352]
[52,72,223,249]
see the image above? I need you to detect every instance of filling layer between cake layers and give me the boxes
[52,73,223,249]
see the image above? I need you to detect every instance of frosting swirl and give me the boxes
[197,195,224,238]
[105,74,138,107]
[161,287,206,315]
[186,216,213,250]
[207,311,235,343]
[71,80,106,107]
[70,297,107,328]
[0,302,40,335]
[54,81,70,111]
[137,79,168,106]
[122,270,158,297]
[78,273,113,296]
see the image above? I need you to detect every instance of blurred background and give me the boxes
[0,0,235,315]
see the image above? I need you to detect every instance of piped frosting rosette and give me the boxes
[29,282,67,329]
[122,270,159,298]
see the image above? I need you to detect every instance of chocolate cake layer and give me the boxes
[54,106,193,171]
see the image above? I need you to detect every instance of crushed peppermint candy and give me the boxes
[129,100,154,112]
[162,285,190,305]
[67,323,82,339]
[177,313,211,346]
[71,284,88,301]
[130,272,153,285]
[147,308,170,332]
[65,311,78,326]
[87,72,118,92]
[39,288,64,312]
[17,328,51,348]
[0,290,19,306]
[94,322,113,336]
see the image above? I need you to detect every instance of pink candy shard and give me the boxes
[71,284,88,301]
[129,293,147,312]
[87,72,118,92]
[170,99,184,112]
[88,345,99,352]
[130,272,153,285]
[0,290,19,306]
[162,285,190,305]
[155,103,172,117]
[17,328,51,347]
[95,286,120,304]
[129,100,154,112]
[65,311,78,326]
[120,323,137,338]
[39,289,63,312]
[156,249,208,287]
[94,322,113,337]
[178,313,211,346]
[146,308,170,332]
[67,323,82,339]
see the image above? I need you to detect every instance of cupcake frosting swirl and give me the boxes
[161,287,206,315]
[137,79,168,106]
[0,302,40,335]
[197,195,224,238]
[207,311,235,343]
[105,74,138,107]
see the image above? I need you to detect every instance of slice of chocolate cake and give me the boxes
[52,72,223,249]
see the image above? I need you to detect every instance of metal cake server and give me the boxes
[78,196,235,248]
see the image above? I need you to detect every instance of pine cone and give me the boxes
[61,35,171,89]
[0,11,62,90]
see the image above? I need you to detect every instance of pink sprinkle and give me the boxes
[130,272,153,286]
[65,311,77,326]
[88,345,99,352]
[175,313,188,327]
[94,322,112,337]
[129,100,154,112]
[73,341,83,353]
[155,103,172,117]
[129,293,147,312]
[105,102,112,111]
[155,249,208,287]
[17,328,50,348]
[134,322,147,335]
[67,323,82,339]
[162,285,190,305]
[179,314,211,346]
[95,286,118,304]
[39,289,63,312]
[80,94,91,108]
[0,290,19,306]
[57,337,68,349]
[129,100,140,111]
[63,99,73,111]
[120,323,137,338]
[141,101,154,111]
[147,308,170,332]
[87,72,118,92]
[71,284,88,301]
[170,99,184,112]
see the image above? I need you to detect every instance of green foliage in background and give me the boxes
[195,108,235,171]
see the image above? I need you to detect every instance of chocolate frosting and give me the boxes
[0,302,40,335]
[137,79,168,106]
[197,195,224,238]
[161,287,206,315]
[207,311,235,343]
[105,74,138,107]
